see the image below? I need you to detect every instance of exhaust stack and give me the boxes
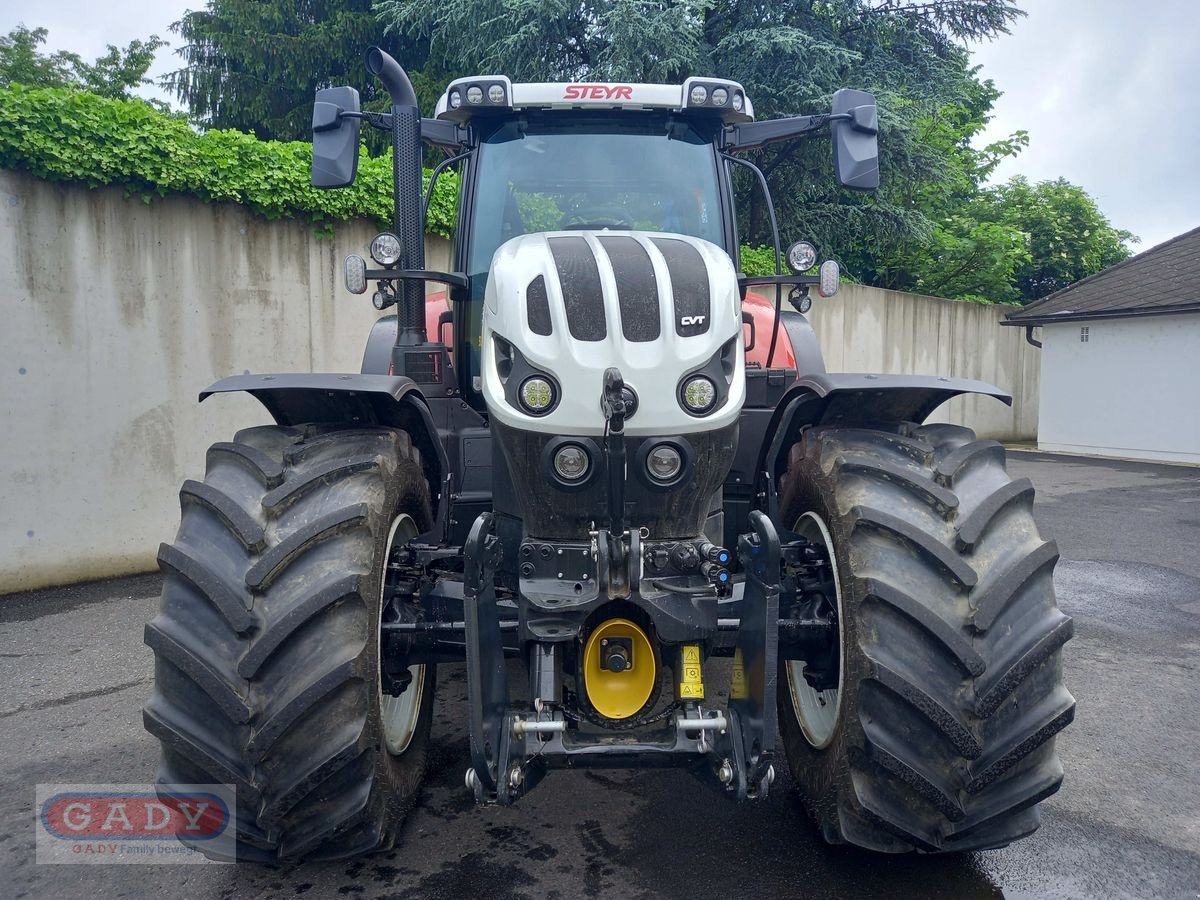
[366,47,427,349]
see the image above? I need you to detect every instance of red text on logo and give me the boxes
[563,84,634,101]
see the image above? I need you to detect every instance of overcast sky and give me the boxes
[4,0,1195,250]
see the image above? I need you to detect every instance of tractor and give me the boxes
[144,47,1074,861]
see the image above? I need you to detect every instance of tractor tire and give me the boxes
[776,422,1074,853]
[143,424,435,862]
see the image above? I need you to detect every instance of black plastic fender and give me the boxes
[200,372,448,521]
[758,372,1012,486]
[778,310,826,378]
[361,314,399,374]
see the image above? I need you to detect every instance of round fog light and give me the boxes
[449,89,462,109]
[690,85,708,105]
[519,376,556,414]
[646,444,683,482]
[711,87,729,106]
[466,85,484,104]
[553,444,589,482]
[370,232,403,266]
[488,83,506,104]
[787,240,818,273]
[681,375,717,414]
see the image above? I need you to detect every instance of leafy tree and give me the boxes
[167,0,435,143]
[0,24,164,100]
[976,175,1136,302]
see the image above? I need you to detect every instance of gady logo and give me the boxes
[36,784,235,864]
[40,792,229,840]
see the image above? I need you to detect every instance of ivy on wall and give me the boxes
[0,85,458,237]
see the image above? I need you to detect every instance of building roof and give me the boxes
[1004,225,1200,325]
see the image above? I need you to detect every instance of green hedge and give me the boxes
[0,85,458,237]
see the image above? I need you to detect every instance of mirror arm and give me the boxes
[724,114,830,152]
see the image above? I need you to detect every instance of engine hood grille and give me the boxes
[481,230,745,437]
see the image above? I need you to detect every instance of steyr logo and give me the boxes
[564,84,634,101]
[680,315,706,326]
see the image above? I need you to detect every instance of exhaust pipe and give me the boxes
[366,46,427,349]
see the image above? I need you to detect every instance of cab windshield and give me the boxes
[462,114,726,390]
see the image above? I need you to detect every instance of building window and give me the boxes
[1080,326,1089,343]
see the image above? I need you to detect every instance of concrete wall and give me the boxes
[0,170,1037,593]
[1038,315,1200,464]
[803,284,1040,441]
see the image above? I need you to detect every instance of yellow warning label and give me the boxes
[678,645,704,700]
[730,648,748,700]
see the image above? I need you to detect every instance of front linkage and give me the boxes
[405,508,834,806]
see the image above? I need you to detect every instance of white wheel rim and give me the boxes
[379,513,425,756]
[786,511,845,749]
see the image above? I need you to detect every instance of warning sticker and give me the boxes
[678,645,704,700]
[730,648,748,700]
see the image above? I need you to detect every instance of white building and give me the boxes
[1005,227,1200,465]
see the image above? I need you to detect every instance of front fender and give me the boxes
[758,372,1012,485]
[200,372,447,514]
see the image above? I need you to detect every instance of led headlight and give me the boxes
[466,85,484,104]
[519,375,556,415]
[646,444,683,482]
[819,259,841,297]
[680,375,717,414]
[449,90,462,109]
[370,232,403,266]
[690,85,708,105]
[487,83,506,104]
[344,255,367,294]
[732,92,744,112]
[711,87,729,106]
[553,444,590,482]
[787,240,818,273]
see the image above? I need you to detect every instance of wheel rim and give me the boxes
[786,511,845,749]
[378,513,425,756]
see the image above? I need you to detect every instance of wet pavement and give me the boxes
[2,450,1199,899]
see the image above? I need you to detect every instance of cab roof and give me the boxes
[434,77,754,125]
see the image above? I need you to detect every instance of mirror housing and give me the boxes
[311,86,361,188]
[831,89,879,191]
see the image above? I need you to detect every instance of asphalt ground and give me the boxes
[2,450,1199,899]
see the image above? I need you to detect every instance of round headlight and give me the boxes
[681,375,717,414]
[466,85,484,104]
[487,83,506,104]
[646,444,683,482]
[711,87,729,106]
[732,92,744,112]
[553,444,589,482]
[449,89,462,109]
[370,232,403,267]
[786,240,818,273]
[519,376,556,414]
[690,85,708,105]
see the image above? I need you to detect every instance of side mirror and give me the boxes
[831,89,879,191]
[311,86,361,188]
